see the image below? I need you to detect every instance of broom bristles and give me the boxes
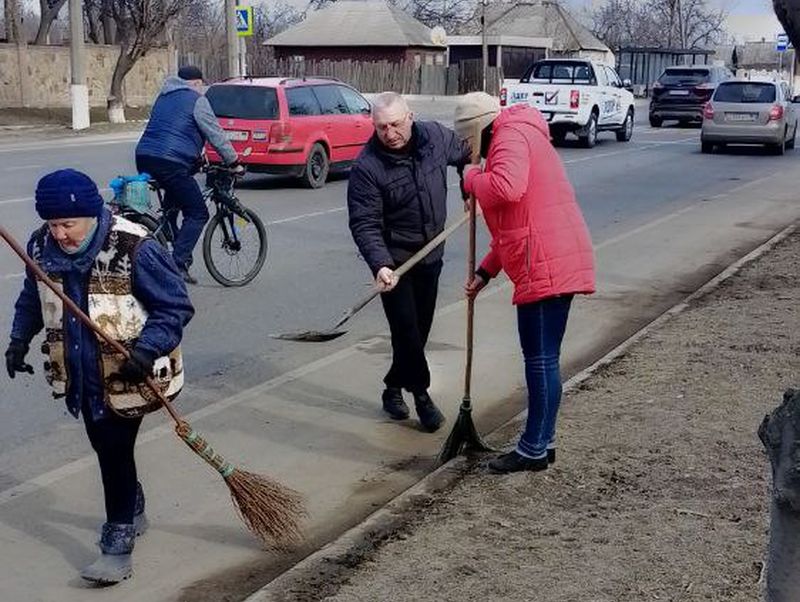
[176,422,307,546]
[438,406,493,464]
[226,469,307,547]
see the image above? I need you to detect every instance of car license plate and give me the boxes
[726,113,757,122]
[670,90,690,96]
[225,130,249,141]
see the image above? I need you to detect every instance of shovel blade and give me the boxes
[270,330,347,343]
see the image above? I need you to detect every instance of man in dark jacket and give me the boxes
[5,169,194,584]
[135,65,241,284]
[348,92,470,432]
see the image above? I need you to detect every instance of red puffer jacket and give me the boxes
[463,104,595,305]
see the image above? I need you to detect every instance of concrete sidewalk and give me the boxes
[253,226,800,602]
[0,167,799,601]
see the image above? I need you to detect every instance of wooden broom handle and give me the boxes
[464,125,482,401]
[0,226,182,426]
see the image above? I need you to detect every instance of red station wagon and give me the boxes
[205,77,375,188]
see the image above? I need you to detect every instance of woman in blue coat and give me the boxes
[4,169,194,585]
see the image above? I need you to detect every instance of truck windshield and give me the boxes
[521,62,595,85]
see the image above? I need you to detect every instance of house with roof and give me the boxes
[264,0,447,65]
[448,1,614,79]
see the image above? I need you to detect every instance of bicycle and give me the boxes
[111,164,268,287]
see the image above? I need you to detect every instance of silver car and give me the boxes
[701,80,799,155]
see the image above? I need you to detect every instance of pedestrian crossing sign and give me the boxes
[236,6,253,37]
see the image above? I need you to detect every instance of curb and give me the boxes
[244,221,798,602]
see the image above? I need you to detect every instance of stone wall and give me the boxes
[0,43,175,109]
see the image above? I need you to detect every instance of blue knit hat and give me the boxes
[35,169,104,220]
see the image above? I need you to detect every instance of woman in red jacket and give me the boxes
[455,92,596,474]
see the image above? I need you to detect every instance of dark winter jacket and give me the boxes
[347,121,471,275]
[136,76,237,167]
[10,207,194,421]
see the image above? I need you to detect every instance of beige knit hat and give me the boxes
[454,92,501,141]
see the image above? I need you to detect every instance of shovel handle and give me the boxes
[332,212,471,331]
[0,226,181,426]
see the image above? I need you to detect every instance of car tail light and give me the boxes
[694,83,715,96]
[703,102,714,120]
[269,121,292,144]
[570,89,580,109]
[769,104,785,121]
[499,87,507,107]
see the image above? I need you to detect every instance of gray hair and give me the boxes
[371,91,410,116]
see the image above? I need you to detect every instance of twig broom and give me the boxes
[0,225,306,546]
[438,125,493,464]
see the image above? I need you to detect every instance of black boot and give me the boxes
[488,450,548,474]
[413,392,444,433]
[134,482,148,537]
[81,522,135,585]
[382,387,409,420]
[547,449,556,464]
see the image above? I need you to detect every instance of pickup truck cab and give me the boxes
[500,59,635,148]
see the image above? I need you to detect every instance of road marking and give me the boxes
[268,207,346,225]
[0,272,24,280]
[0,134,141,155]
[2,165,43,172]
[0,187,113,207]
[0,186,770,506]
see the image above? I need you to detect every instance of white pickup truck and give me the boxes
[500,59,635,148]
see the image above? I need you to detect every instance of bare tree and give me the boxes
[106,0,192,122]
[591,0,726,49]
[406,0,473,30]
[4,0,23,42]
[33,0,67,43]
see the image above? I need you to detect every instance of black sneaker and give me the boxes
[548,449,556,464]
[180,268,198,285]
[413,392,445,432]
[488,450,548,474]
[382,388,409,420]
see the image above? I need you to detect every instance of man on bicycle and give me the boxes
[136,65,242,284]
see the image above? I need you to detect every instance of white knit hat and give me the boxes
[453,92,501,140]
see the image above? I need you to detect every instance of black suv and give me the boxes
[649,65,732,127]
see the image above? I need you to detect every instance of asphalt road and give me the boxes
[0,105,795,490]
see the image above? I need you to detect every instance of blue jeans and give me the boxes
[516,295,573,459]
[136,155,208,270]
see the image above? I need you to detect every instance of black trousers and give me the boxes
[380,260,442,394]
[82,403,143,525]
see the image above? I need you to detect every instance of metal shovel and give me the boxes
[271,212,470,342]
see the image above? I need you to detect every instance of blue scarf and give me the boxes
[59,219,98,255]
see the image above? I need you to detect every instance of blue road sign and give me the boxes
[777,33,789,52]
[236,6,253,37]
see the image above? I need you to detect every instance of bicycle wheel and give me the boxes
[120,211,169,248]
[202,207,267,287]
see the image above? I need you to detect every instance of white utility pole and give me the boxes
[69,0,90,129]
[226,0,238,78]
[481,0,488,92]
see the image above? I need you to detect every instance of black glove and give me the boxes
[5,339,33,379]
[110,348,155,385]
[228,162,246,177]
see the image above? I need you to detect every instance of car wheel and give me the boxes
[579,112,598,148]
[302,143,329,189]
[616,109,634,142]
[649,116,663,128]
[701,140,714,154]
[786,124,797,150]
[770,140,786,156]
